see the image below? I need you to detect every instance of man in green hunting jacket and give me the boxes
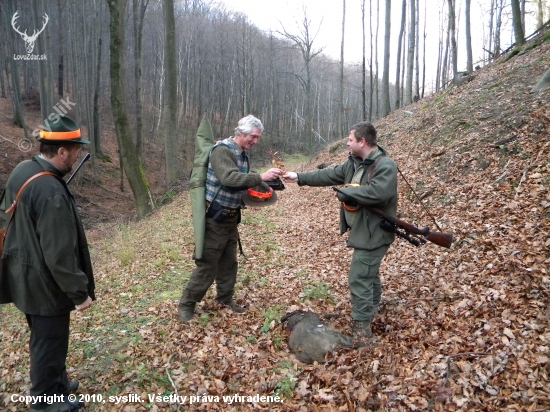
[0,115,94,412]
[283,122,397,343]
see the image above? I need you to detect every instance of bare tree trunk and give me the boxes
[436,19,442,92]
[414,0,420,100]
[163,0,178,184]
[369,0,374,121]
[447,0,457,84]
[465,0,473,73]
[487,0,495,62]
[374,0,379,119]
[520,0,526,31]
[400,27,406,106]
[494,0,504,57]
[0,56,6,98]
[106,0,153,219]
[3,1,28,135]
[56,0,64,98]
[380,0,391,116]
[339,0,345,135]
[0,28,7,98]
[133,0,148,157]
[32,0,50,119]
[92,37,102,156]
[405,0,415,105]
[511,0,526,46]
[441,8,450,89]
[361,0,367,120]
[395,0,406,109]
[83,6,96,155]
[43,0,54,112]
[536,0,544,29]
[421,0,426,98]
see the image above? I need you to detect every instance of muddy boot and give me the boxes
[218,299,246,313]
[352,320,378,348]
[352,320,373,336]
[178,304,195,323]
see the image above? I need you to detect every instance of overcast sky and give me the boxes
[218,0,539,89]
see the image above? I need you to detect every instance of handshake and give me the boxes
[261,169,299,190]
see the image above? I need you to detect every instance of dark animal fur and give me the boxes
[281,310,353,364]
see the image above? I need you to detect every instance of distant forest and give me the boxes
[1,0,548,216]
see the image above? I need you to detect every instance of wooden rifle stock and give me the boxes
[368,206,453,249]
[331,186,453,248]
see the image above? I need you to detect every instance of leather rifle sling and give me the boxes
[1,172,57,251]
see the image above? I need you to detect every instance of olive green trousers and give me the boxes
[179,215,239,308]
[348,246,389,322]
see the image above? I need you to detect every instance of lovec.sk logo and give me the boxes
[11,11,48,60]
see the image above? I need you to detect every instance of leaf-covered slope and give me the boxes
[1,35,549,412]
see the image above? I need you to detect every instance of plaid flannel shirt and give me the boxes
[205,138,249,209]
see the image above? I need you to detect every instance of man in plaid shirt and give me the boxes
[178,115,283,323]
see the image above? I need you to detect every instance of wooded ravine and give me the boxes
[1,20,550,412]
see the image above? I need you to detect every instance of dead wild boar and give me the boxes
[281,311,353,364]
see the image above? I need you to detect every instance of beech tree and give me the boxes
[447,0,458,83]
[133,0,148,157]
[106,0,152,218]
[405,0,415,105]
[465,0,473,74]
[339,0,345,136]
[511,0,526,46]
[380,0,391,117]
[163,0,178,184]
[361,0,367,119]
[394,0,406,108]
[2,1,28,133]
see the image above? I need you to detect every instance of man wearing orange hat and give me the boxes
[0,115,94,412]
[178,115,283,323]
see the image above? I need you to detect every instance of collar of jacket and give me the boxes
[34,155,66,178]
[348,145,388,167]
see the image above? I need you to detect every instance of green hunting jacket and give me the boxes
[297,146,398,251]
[0,156,95,316]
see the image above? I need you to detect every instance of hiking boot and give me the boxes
[352,320,373,337]
[178,305,195,323]
[352,320,380,348]
[218,300,246,313]
[31,399,84,412]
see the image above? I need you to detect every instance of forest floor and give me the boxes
[1,32,550,412]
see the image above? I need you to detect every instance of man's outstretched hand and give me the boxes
[282,172,298,183]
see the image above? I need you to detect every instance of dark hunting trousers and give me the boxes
[180,215,240,308]
[25,312,71,409]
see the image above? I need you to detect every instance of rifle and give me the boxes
[332,186,453,249]
[67,153,91,185]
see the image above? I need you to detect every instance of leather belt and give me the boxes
[206,202,239,217]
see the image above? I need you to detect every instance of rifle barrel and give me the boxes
[67,153,91,185]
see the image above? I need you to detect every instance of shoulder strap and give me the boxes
[367,156,384,185]
[5,171,57,214]
[2,172,57,246]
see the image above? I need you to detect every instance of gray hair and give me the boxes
[235,115,264,136]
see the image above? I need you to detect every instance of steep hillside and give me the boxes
[1,33,549,412]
